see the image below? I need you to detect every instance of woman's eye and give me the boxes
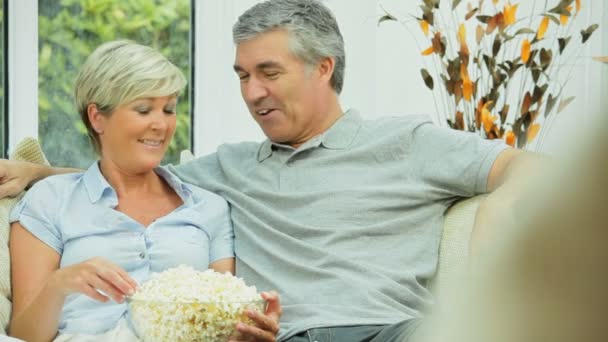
[136,108,151,114]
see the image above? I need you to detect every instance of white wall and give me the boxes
[193,0,606,156]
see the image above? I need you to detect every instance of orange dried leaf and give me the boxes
[576,0,581,15]
[460,63,469,81]
[422,46,434,56]
[560,6,572,25]
[476,25,484,44]
[527,123,541,142]
[455,111,465,130]
[521,91,532,114]
[493,0,499,4]
[460,63,473,101]
[537,16,550,40]
[505,131,516,147]
[419,19,430,36]
[504,3,519,26]
[463,78,473,101]
[458,23,466,45]
[482,101,498,132]
[521,39,531,63]
[486,13,505,33]
[476,99,484,130]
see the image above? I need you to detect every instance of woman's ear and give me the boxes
[87,103,105,135]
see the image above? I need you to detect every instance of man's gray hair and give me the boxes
[233,0,345,94]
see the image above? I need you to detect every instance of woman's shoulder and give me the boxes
[26,171,85,197]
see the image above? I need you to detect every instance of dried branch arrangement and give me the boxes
[380,0,599,148]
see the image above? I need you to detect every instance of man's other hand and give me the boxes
[229,291,282,342]
[0,160,38,198]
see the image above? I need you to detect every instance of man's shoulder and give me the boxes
[363,114,431,131]
[216,141,263,159]
[358,114,432,140]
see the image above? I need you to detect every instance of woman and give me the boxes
[8,40,279,342]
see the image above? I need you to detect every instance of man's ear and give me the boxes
[316,56,335,84]
[87,103,105,134]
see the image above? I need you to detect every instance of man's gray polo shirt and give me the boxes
[170,109,508,341]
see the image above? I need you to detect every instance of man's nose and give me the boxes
[242,78,268,103]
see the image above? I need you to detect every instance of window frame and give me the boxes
[6,0,37,156]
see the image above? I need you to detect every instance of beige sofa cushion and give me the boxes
[0,138,49,335]
[429,195,485,296]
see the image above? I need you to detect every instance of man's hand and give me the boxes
[0,160,38,198]
[229,291,282,342]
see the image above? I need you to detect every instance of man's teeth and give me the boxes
[257,109,272,115]
[139,139,162,146]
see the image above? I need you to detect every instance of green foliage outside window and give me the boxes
[38,0,191,168]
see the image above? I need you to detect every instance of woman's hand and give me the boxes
[48,257,138,303]
[229,291,282,342]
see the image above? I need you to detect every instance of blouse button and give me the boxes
[139,252,146,259]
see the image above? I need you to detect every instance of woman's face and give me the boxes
[97,96,177,173]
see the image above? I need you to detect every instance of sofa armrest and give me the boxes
[0,138,49,335]
[428,195,487,297]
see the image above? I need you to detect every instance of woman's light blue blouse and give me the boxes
[9,162,234,335]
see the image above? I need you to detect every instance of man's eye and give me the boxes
[238,74,249,81]
[265,72,279,79]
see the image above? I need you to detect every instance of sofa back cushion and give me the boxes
[0,138,49,335]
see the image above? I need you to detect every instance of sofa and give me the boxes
[0,138,485,335]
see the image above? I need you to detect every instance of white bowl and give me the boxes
[127,297,266,341]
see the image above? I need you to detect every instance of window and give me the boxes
[0,0,5,157]
[38,0,192,167]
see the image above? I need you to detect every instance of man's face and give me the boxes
[234,29,327,147]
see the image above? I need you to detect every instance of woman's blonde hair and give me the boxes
[74,40,187,154]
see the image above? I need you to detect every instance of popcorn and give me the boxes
[128,265,265,342]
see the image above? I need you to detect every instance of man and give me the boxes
[0,0,540,341]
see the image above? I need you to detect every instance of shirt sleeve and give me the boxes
[207,197,235,263]
[408,120,509,198]
[9,180,63,254]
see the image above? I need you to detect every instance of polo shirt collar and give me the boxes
[256,109,362,162]
[83,162,194,206]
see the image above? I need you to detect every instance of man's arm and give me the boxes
[471,148,549,256]
[0,160,80,198]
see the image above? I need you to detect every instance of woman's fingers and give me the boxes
[116,267,139,290]
[51,257,137,302]
[88,274,127,303]
[89,257,137,296]
[97,266,136,297]
[80,284,110,303]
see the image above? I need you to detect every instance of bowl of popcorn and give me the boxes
[126,265,266,342]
